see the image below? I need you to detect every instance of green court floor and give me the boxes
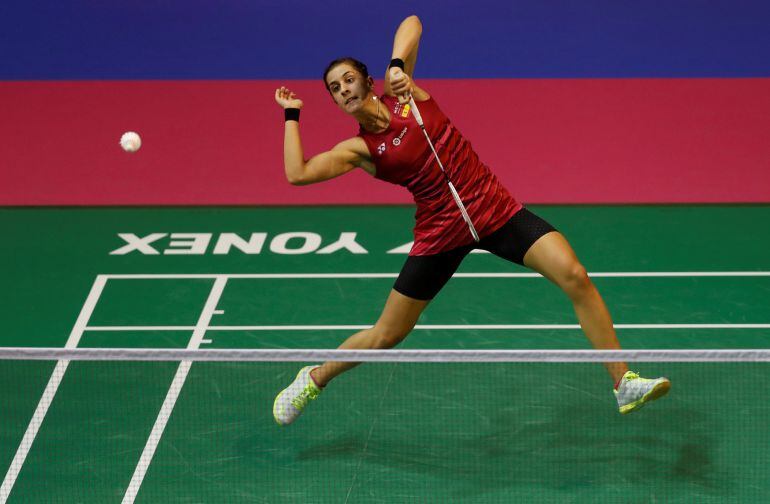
[1,205,769,502]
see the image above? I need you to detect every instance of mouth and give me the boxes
[344,96,358,105]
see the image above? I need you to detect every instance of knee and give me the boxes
[371,323,412,348]
[560,263,592,300]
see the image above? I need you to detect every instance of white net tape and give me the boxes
[1,347,769,362]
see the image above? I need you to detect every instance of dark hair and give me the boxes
[323,57,369,92]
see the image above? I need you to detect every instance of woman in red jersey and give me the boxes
[273,15,669,425]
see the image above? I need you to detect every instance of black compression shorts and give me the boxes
[393,208,557,300]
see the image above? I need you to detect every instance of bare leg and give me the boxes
[523,232,628,382]
[310,289,429,387]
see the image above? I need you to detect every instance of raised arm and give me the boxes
[275,86,374,185]
[384,15,429,102]
[386,15,421,80]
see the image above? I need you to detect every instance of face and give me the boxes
[325,63,373,113]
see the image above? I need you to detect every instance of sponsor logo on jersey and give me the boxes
[392,127,408,146]
[393,103,402,115]
[401,104,411,118]
[377,142,386,155]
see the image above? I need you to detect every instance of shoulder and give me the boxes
[334,136,370,157]
[334,137,376,176]
[376,94,397,107]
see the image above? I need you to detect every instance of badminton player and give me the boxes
[273,15,669,425]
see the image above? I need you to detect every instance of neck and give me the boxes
[355,95,389,132]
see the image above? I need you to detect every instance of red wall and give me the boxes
[2,79,769,205]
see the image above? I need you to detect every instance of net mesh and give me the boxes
[1,348,769,503]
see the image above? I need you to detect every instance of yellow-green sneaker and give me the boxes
[273,366,322,426]
[614,371,670,414]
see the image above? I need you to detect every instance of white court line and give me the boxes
[0,275,108,503]
[101,271,770,280]
[121,276,227,504]
[84,323,770,332]
[87,326,197,331]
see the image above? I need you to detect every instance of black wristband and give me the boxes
[389,58,405,70]
[284,108,300,122]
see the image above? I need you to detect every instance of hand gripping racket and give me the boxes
[408,97,480,242]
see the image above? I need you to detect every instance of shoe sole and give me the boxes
[273,367,311,426]
[619,379,671,415]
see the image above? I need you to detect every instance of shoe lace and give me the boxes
[291,384,319,410]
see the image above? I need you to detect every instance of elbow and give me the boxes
[285,163,307,186]
[286,173,311,186]
[286,175,304,186]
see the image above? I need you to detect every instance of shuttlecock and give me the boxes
[120,131,142,153]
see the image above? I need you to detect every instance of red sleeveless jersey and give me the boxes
[358,94,522,255]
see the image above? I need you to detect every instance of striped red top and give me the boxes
[358,94,521,255]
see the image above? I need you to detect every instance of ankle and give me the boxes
[309,367,326,388]
[614,370,630,389]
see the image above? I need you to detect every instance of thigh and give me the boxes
[522,231,583,285]
[393,245,472,301]
[480,208,558,265]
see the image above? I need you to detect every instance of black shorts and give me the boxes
[393,208,557,300]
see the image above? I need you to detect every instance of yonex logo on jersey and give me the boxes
[377,142,386,155]
[392,127,408,146]
[401,104,411,118]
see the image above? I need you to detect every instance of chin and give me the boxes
[343,100,363,113]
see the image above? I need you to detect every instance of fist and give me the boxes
[275,86,304,109]
[388,67,413,104]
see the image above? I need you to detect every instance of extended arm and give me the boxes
[275,86,373,185]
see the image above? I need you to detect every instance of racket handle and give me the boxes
[408,97,424,126]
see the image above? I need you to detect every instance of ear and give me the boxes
[367,76,374,89]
